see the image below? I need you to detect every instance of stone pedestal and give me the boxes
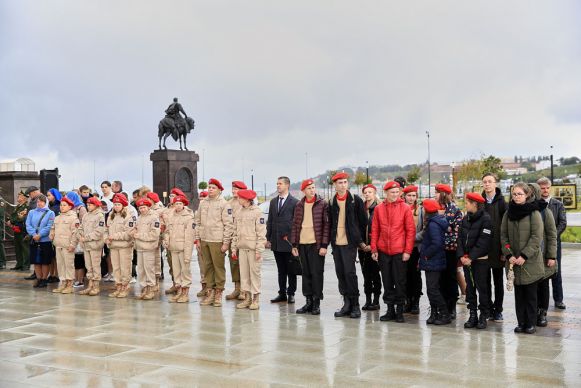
[0,171,40,205]
[150,150,199,210]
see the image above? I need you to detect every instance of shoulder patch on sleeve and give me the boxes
[228,208,232,215]
[483,228,491,235]
[129,222,134,227]
[132,216,137,221]
[99,221,105,227]
[192,222,196,229]
[260,218,265,224]
[154,221,160,228]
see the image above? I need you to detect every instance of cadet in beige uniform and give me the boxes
[226,180,247,301]
[132,198,161,300]
[163,195,195,303]
[105,193,136,298]
[78,196,106,296]
[232,190,267,310]
[147,192,165,293]
[49,197,79,294]
[194,178,234,307]
[195,191,208,297]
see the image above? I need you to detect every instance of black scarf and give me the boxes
[537,199,548,212]
[507,200,539,221]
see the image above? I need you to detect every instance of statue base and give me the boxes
[150,149,199,210]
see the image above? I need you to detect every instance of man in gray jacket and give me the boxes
[537,177,567,309]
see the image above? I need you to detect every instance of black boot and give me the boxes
[410,297,420,315]
[404,298,412,313]
[287,294,295,304]
[426,305,438,325]
[311,298,321,315]
[270,293,287,303]
[296,296,313,314]
[369,294,380,310]
[477,311,488,329]
[537,308,548,327]
[434,307,451,325]
[37,279,48,288]
[464,309,478,329]
[380,304,396,321]
[334,296,352,317]
[361,294,372,311]
[395,304,405,323]
[448,302,456,320]
[350,297,361,318]
[25,272,37,280]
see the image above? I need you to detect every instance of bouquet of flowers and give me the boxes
[505,244,515,291]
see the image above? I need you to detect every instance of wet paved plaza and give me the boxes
[1,248,580,387]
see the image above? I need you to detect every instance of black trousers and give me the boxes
[464,260,491,314]
[358,250,381,296]
[515,281,538,327]
[406,247,423,299]
[487,266,505,313]
[299,244,325,300]
[537,277,550,310]
[273,250,297,296]
[378,252,407,305]
[551,240,563,303]
[439,250,459,307]
[332,245,359,297]
[425,271,446,310]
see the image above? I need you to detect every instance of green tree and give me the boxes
[481,154,506,180]
[354,171,371,189]
[198,181,208,190]
[407,165,421,184]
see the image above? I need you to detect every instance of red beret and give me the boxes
[403,185,418,194]
[172,195,189,206]
[171,188,185,197]
[423,199,442,214]
[301,179,314,191]
[232,181,247,190]
[112,193,128,207]
[87,197,102,207]
[61,197,74,207]
[466,192,485,204]
[146,192,160,203]
[238,189,257,201]
[362,184,377,193]
[435,184,452,194]
[383,181,401,191]
[136,198,152,208]
[199,191,208,198]
[208,178,224,191]
[332,172,349,182]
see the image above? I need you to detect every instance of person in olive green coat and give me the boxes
[500,182,545,335]
[528,183,557,327]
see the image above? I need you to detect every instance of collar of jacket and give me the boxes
[467,208,484,222]
[383,197,404,206]
[481,187,503,204]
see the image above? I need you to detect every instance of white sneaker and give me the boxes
[105,273,115,282]
[457,295,467,305]
[73,281,83,288]
[129,277,137,284]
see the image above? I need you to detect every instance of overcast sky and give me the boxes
[1,1,580,195]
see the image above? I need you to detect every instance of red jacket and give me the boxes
[370,198,416,255]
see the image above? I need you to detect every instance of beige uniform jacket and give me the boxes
[79,209,106,251]
[134,211,161,251]
[229,198,243,221]
[50,211,80,249]
[194,195,234,244]
[232,205,267,253]
[164,209,195,255]
[105,212,136,249]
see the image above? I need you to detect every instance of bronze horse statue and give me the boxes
[158,116,195,150]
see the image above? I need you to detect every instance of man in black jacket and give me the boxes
[538,177,567,309]
[328,172,367,318]
[482,173,507,322]
[266,176,299,304]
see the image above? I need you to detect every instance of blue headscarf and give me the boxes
[66,191,84,208]
[48,188,62,203]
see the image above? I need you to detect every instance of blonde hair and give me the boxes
[109,207,127,220]
[138,186,151,198]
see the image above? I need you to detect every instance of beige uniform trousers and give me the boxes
[239,248,262,295]
[84,249,102,281]
[137,249,156,287]
[55,247,75,281]
[196,247,205,284]
[155,245,161,277]
[110,247,133,285]
[201,241,225,289]
[170,250,192,287]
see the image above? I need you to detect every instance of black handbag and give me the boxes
[288,254,302,276]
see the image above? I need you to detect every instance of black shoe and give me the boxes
[368,294,380,310]
[296,297,313,314]
[514,325,525,333]
[449,304,456,320]
[48,276,60,283]
[10,266,23,271]
[350,297,361,319]
[464,309,478,329]
[361,294,372,311]
[410,298,420,315]
[287,294,295,304]
[434,311,451,325]
[311,298,321,315]
[33,279,42,288]
[555,302,566,310]
[476,312,488,329]
[524,326,536,334]
[334,296,352,317]
[380,304,396,321]
[395,304,405,323]
[537,308,548,327]
[403,299,412,313]
[426,305,438,325]
[270,294,287,303]
[37,279,48,288]
[25,273,37,280]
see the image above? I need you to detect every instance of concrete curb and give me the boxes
[562,242,581,249]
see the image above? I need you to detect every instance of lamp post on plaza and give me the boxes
[426,130,431,197]
[366,160,369,183]
[450,161,456,194]
[550,145,554,184]
[251,169,254,191]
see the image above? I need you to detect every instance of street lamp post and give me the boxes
[251,169,254,191]
[366,160,369,183]
[550,145,554,184]
[426,130,431,197]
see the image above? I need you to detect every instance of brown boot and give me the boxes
[89,282,101,296]
[196,283,207,297]
[61,280,74,294]
[109,283,122,298]
[142,285,155,300]
[177,287,190,303]
[236,292,252,309]
[165,284,179,295]
[154,275,160,293]
[200,289,215,306]
[168,287,182,303]
[249,293,260,310]
[213,289,223,307]
[135,285,148,300]
[117,283,129,298]
[226,282,241,300]
[78,280,93,295]
[52,281,66,293]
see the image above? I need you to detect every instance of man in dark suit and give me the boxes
[266,176,299,304]
[538,177,568,309]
